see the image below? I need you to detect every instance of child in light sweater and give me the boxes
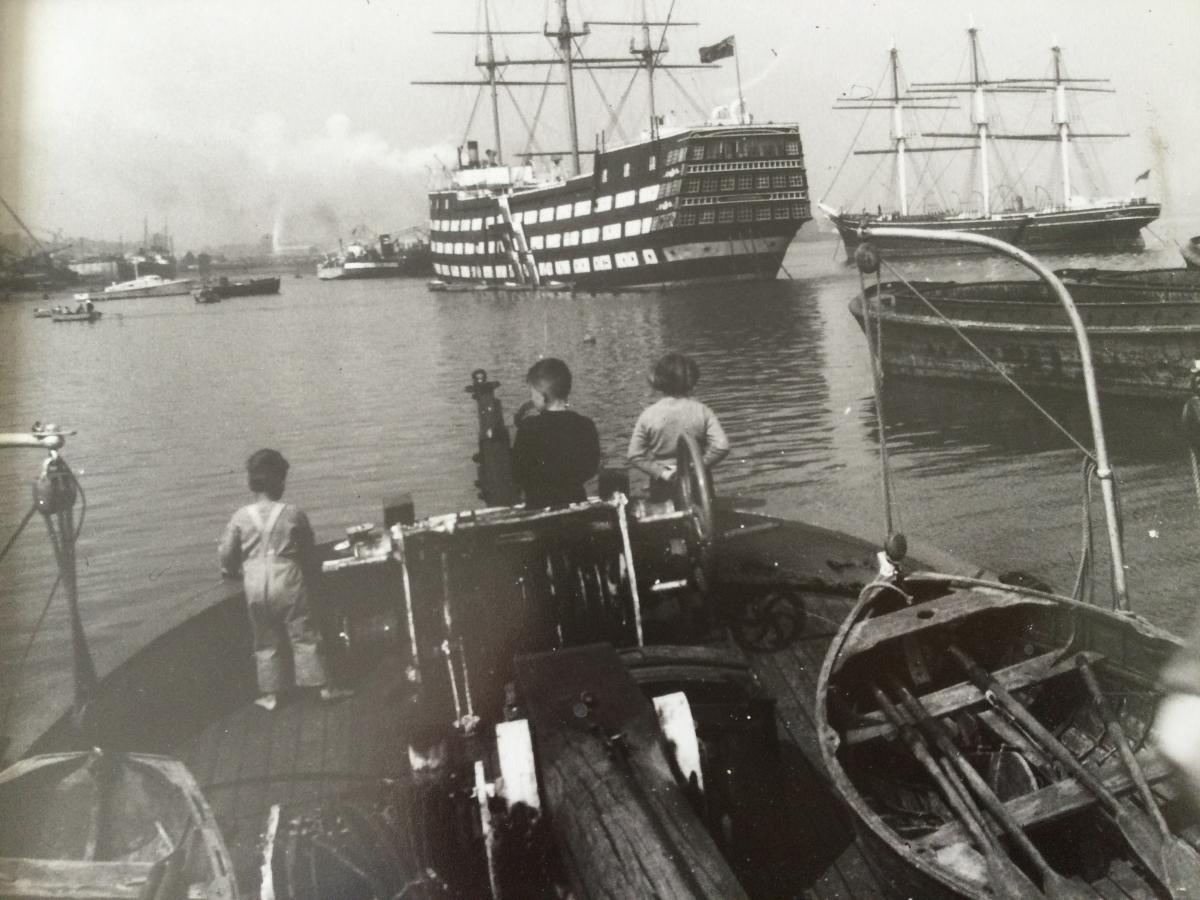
[627,352,729,503]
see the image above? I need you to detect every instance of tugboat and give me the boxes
[418,1,812,291]
[7,237,1199,898]
[193,276,281,303]
[317,230,430,280]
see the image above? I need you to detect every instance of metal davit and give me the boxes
[859,225,1130,610]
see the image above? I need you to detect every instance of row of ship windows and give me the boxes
[433,248,662,279]
[667,139,802,164]
[680,190,809,207]
[684,159,804,174]
[430,184,662,233]
[591,136,801,183]
[685,173,806,192]
[430,203,806,258]
[678,204,809,225]
[433,217,656,255]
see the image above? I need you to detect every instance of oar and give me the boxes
[948,644,1174,890]
[871,685,1046,899]
[891,680,1093,900]
[1077,655,1200,896]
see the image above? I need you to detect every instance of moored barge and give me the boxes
[849,271,1200,399]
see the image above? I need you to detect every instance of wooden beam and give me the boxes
[840,588,1055,658]
[913,752,1173,851]
[0,857,157,899]
[513,644,748,899]
[845,649,1105,745]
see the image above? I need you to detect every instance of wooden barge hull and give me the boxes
[831,202,1160,258]
[849,281,1200,398]
[15,509,975,898]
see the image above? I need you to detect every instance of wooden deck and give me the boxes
[175,650,412,892]
[24,509,985,898]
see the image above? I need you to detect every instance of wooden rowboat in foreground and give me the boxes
[821,227,1200,898]
[818,573,1196,898]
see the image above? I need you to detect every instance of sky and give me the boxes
[1,0,1198,254]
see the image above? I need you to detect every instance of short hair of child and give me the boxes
[247,448,289,497]
[651,352,700,396]
[526,357,573,401]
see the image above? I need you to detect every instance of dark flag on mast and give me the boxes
[699,35,735,63]
[1134,168,1151,183]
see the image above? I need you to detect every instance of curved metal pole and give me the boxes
[861,225,1130,610]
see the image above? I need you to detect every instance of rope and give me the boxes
[821,62,888,207]
[0,456,88,740]
[1190,447,1200,519]
[878,258,1097,463]
[1071,458,1096,604]
[0,575,61,741]
[858,263,896,538]
[0,504,37,566]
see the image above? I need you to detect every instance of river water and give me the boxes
[2,225,1199,758]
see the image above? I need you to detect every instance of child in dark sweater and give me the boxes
[511,358,600,508]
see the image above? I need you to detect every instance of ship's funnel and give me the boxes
[467,141,480,167]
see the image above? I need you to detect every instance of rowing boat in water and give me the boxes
[51,309,102,323]
[818,572,1194,898]
[820,227,1200,899]
[0,750,236,900]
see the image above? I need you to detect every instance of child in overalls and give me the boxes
[219,449,350,710]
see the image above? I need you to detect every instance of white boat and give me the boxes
[78,273,194,301]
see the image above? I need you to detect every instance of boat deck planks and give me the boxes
[174,651,410,891]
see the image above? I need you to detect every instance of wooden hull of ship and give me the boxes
[429,124,812,291]
[816,573,1194,899]
[12,507,985,899]
[849,277,1200,398]
[831,202,1160,258]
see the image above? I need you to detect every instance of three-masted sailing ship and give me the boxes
[820,29,1160,257]
[417,1,811,290]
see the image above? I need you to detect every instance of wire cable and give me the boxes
[0,505,37,567]
[878,258,1097,462]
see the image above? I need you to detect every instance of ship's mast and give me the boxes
[548,0,586,175]
[889,45,909,216]
[911,33,1127,213]
[635,1,661,140]
[831,47,959,217]
[585,9,706,144]
[968,27,991,216]
[414,3,549,172]
[484,2,503,162]
[1052,44,1071,206]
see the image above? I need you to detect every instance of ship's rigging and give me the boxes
[415,0,728,179]
[825,28,1143,219]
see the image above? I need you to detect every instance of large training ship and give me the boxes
[420,2,811,290]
